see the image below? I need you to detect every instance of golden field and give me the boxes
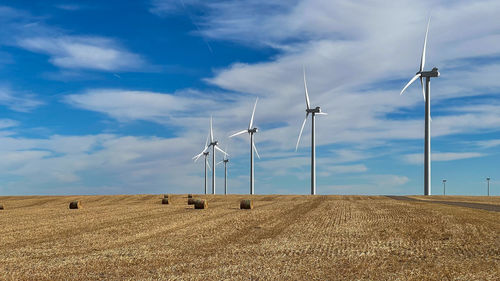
[0,194,499,280]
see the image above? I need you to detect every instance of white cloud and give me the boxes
[404,152,484,164]
[319,164,367,176]
[18,36,145,71]
[0,5,146,72]
[0,86,44,112]
[64,89,218,123]
[475,139,500,149]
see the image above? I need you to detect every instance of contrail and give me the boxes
[180,0,214,54]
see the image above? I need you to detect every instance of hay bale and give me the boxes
[0,204,4,210]
[162,198,169,204]
[187,194,193,198]
[194,199,207,209]
[163,194,169,199]
[240,199,254,209]
[69,201,81,209]
[187,198,197,205]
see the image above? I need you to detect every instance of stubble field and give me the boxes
[0,194,499,280]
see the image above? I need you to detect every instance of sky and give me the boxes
[0,0,498,196]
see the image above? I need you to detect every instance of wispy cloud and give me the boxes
[18,36,145,71]
[0,86,44,112]
[0,5,146,72]
[403,152,484,164]
[64,89,217,123]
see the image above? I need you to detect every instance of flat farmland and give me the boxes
[0,195,499,280]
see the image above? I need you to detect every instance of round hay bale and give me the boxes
[0,204,4,210]
[162,198,169,204]
[194,199,207,209]
[187,194,193,198]
[163,194,169,199]
[240,199,254,210]
[69,201,81,209]
[187,198,197,205]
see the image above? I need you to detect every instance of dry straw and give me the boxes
[240,199,254,209]
[69,201,81,209]
[162,198,169,205]
[194,199,207,209]
[187,198,197,205]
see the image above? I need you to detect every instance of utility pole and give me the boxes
[442,179,446,195]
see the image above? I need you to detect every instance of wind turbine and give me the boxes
[400,17,439,196]
[229,98,261,195]
[296,68,327,195]
[217,146,229,195]
[207,116,228,194]
[192,135,211,194]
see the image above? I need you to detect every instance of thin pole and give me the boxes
[225,163,228,195]
[443,181,446,196]
[487,178,490,196]
[311,113,316,195]
[212,145,215,194]
[204,155,207,194]
[424,77,431,196]
[250,133,254,195]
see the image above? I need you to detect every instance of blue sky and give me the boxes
[0,0,498,196]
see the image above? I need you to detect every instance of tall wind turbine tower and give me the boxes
[296,68,327,195]
[217,148,229,195]
[193,135,211,194]
[207,116,228,194]
[230,98,261,194]
[400,17,439,196]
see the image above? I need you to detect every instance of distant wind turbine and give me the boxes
[230,98,261,195]
[192,134,211,194]
[400,17,439,196]
[217,146,230,195]
[208,116,228,194]
[296,68,327,195]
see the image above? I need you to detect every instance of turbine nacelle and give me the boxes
[306,106,322,114]
[223,159,229,163]
[203,152,209,156]
[210,141,218,146]
[419,67,440,78]
[248,128,258,134]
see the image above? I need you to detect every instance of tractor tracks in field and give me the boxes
[386,196,500,212]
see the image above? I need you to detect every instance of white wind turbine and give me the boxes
[400,17,439,196]
[229,98,261,195]
[216,145,229,195]
[192,134,211,194]
[296,68,327,195]
[207,116,228,194]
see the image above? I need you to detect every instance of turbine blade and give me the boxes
[316,112,328,116]
[249,97,258,129]
[400,74,421,96]
[210,116,214,143]
[303,67,311,110]
[295,113,309,151]
[420,16,431,72]
[215,145,228,156]
[216,161,223,166]
[253,141,261,159]
[206,159,211,171]
[193,152,203,162]
[229,130,247,138]
[205,134,209,149]
[420,76,426,102]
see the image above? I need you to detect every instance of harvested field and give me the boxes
[0,195,498,280]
